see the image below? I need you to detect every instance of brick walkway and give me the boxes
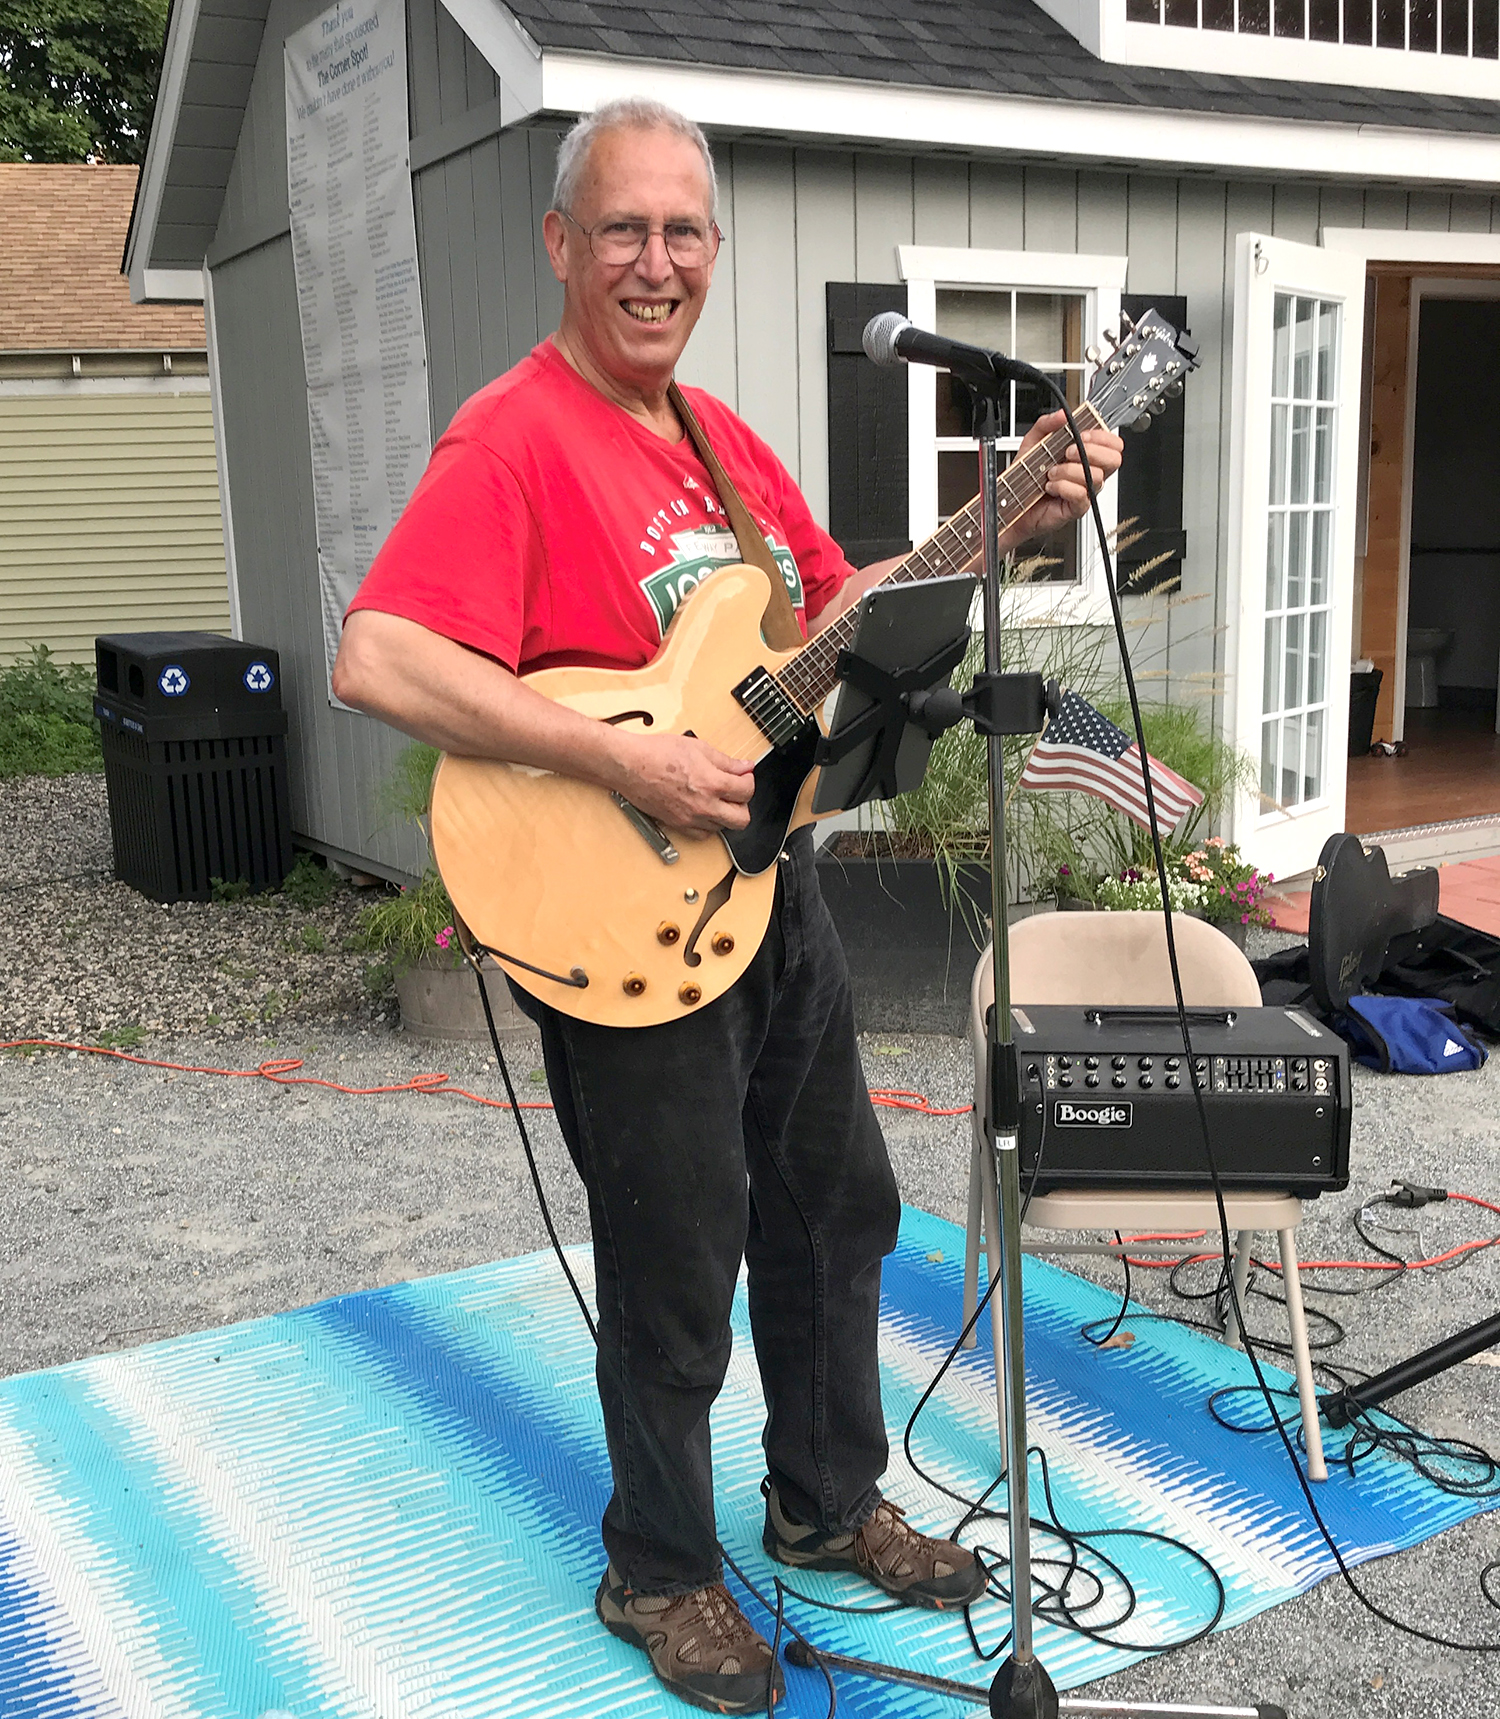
[1267,852,1500,937]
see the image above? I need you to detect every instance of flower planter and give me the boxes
[394,956,534,1041]
[815,856,996,1034]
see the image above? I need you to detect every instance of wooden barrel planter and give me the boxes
[393,957,535,1041]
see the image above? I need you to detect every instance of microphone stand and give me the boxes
[965,382,1287,1719]
[806,325,1287,1718]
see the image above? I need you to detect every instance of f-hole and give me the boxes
[683,868,736,967]
[603,710,655,727]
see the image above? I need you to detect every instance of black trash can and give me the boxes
[94,632,293,903]
[1348,666,1383,757]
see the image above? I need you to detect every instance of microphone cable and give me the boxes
[1032,361,1500,1655]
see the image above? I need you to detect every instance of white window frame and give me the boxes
[897,245,1126,625]
[1030,0,1500,101]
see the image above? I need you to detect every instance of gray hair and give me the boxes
[551,98,718,222]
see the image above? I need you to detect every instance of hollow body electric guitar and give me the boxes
[431,311,1198,1027]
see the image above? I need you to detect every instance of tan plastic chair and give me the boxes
[964,910,1327,1481]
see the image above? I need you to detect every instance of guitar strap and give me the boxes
[667,380,803,651]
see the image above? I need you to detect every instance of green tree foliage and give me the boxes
[0,1,168,164]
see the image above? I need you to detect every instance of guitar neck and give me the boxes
[776,400,1104,713]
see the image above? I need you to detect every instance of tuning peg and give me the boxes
[1102,327,1120,350]
[1129,414,1152,433]
[1148,399,1167,417]
[1119,311,1137,334]
[1165,380,1184,398]
[1085,344,1101,365]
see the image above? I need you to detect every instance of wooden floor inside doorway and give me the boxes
[1346,706,1500,835]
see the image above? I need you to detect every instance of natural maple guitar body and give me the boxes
[430,566,814,1029]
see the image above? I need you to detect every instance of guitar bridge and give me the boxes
[732,667,805,748]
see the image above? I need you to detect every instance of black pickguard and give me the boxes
[722,720,821,876]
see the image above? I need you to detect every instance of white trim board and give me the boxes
[535,50,1500,191]
[1322,230,1500,264]
[125,0,203,303]
[0,376,211,398]
[203,265,242,642]
[436,0,541,123]
[898,247,1129,290]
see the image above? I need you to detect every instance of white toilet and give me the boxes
[1405,626,1454,708]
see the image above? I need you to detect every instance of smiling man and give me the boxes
[334,98,1121,1714]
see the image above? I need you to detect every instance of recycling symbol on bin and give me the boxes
[158,665,190,697]
[243,661,275,693]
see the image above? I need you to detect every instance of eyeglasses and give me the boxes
[561,210,722,269]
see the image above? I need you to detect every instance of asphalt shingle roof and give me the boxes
[3,165,205,352]
[506,0,1500,135]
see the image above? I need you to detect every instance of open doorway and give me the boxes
[1347,274,1500,839]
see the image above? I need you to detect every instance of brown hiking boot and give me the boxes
[762,1481,986,1610]
[595,1564,785,1714]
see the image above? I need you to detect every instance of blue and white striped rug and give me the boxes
[0,1206,1491,1717]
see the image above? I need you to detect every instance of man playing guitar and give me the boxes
[335,97,1122,1713]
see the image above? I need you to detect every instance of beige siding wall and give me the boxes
[0,386,230,664]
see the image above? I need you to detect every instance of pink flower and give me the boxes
[435,925,455,950]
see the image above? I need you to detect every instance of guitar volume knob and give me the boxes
[657,921,681,945]
[622,974,647,996]
[711,933,735,956]
[679,982,703,1006]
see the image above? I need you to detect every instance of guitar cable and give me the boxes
[469,967,841,1716]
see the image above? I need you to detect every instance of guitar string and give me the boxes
[776,414,1091,711]
[696,390,1116,761]
[774,405,1102,716]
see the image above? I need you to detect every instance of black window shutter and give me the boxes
[827,282,910,565]
[1116,293,1188,596]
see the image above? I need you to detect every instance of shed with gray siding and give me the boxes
[128,0,1500,881]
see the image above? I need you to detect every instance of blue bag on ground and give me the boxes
[1335,994,1487,1074]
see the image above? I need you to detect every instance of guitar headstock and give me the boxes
[1085,309,1199,435]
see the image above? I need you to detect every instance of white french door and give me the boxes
[1227,234,1368,882]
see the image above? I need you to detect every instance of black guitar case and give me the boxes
[1381,916,1500,1036]
[1308,833,1440,1013]
[1253,832,1445,1018]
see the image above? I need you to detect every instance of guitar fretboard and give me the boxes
[773,400,1104,715]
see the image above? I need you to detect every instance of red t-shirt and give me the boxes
[346,340,855,674]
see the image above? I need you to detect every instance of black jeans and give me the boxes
[514,829,901,1593]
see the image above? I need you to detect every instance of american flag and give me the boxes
[1018,690,1204,832]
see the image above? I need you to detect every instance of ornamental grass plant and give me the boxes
[868,547,1256,928]
[353,743,461,973]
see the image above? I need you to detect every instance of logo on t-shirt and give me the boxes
[638,523,804,637]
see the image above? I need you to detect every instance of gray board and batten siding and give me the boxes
[203,0,1500,877]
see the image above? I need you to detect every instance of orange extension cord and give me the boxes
[1118,1190,1500,1276]
[0,1038,971,1119]
[5,1037,1491,1271]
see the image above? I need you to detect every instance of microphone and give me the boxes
[861,312,1046,388]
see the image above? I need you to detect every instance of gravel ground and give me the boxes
[3,774,1500,1715]
[0,773,389,1041]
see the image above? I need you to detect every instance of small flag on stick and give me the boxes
[1018,690,1204,832]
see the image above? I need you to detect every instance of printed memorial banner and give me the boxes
[285,0,431,690]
